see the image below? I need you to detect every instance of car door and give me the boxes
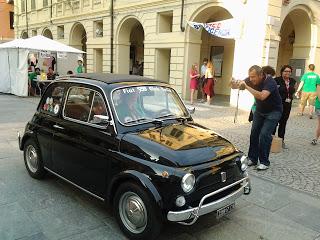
[36,83,67,169]
[51,84,118,198]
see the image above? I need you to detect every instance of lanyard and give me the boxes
[285,78,290,99]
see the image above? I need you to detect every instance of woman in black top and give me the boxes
[273,65,297,148]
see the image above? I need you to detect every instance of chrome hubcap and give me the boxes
[119,192,147,234]
[26,145,38,173]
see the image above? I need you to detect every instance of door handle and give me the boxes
[53,124,64,130]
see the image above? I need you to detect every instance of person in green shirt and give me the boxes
[311,78,320,145]
[76,59,85,73]
[296,64,320,118]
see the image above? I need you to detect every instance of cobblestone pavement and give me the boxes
[190,98,320,198]
[1,94,320,240]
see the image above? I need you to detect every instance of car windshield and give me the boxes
[112,85,189,126]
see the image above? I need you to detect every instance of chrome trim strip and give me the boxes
[44,167,105,202]
[167,177,249,224]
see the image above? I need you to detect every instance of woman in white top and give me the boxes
[203,61,215,104]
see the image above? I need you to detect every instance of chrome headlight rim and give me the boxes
[240,155,248,172]
[181,173,195,193]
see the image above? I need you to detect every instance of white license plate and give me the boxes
[216,203,235,218]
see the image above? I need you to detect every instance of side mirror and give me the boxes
[91,115,110,125]
[187,106,195,114]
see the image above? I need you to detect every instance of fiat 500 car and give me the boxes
[19,73,251,240]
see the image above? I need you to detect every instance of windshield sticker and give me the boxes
[53,104,60,114]
[121,86,170,95]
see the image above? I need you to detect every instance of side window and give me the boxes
[89,92,108,123]
[40,84,65,115]
[64,87,93,122]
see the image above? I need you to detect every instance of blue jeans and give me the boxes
[248,110,282,166]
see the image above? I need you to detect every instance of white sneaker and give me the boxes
[256,164,269,171]
[247,159,257,166]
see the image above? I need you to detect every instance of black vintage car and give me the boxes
[19,73,250,240]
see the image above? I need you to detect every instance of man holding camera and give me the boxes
[233,65,283,170]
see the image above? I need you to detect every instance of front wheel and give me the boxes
[23,138,46,179]
[114,182,163,240]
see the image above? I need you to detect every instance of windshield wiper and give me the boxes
[156,114,188,123]
[125,118,163,125]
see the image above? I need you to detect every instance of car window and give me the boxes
[88,92,108,123]
[40,84,65,116]
[112,86,189,125]
[64,87,93,122]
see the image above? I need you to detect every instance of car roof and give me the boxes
[56,73,166,84]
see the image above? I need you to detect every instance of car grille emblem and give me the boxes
[221,172,227,183]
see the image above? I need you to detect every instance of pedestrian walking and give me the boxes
[198,58,208,102]
[273,65,296,149]
[203,61,215,105]
[296,64,319,118]
[311,78,320,145]
[189,63,200,105]
[234,65,283,170]
[76,58,85,73]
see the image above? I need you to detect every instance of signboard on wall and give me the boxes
[210,46,224,77]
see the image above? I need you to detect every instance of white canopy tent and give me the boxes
[0,36,85,96]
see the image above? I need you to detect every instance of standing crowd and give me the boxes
[230,64,320,171]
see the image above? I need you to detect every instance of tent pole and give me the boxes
[7,49,12,93]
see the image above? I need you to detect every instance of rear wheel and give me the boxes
[23,138,46,179]
[114,182,163,240]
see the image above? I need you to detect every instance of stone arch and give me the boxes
[277,4,315,74]
[69,22,87,71]
[185,3,237,98]
[115,16,145,75]
[42,28,53,39]
[21,31,28,39]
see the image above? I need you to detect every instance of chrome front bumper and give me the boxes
[167,177,250,225]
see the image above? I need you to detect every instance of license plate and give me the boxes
[216,203,235,218]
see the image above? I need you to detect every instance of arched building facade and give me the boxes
[14,0,320,109]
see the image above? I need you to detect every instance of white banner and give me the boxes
[57,52,67,59]
[40,50,51,58]
[187,19,241,39]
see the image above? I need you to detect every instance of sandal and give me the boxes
[311,139,317,145]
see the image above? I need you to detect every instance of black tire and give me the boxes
[23,138,46,179]
[114,182,163,240]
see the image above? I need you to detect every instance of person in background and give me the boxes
[189,63,200,105]
[76,59,85,73]
[233,65,282,170]
[47,67,56,80]
[296,64,319,118]
[203,61,215,105]
[28,68,41,95]
[273,65,296,149]
[311,77,320,145]
[198,58,208,103]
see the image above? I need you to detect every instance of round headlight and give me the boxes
[240,155,248,171]
[175,196,186,207]
[181,173,195,193]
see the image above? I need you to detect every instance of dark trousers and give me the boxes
[273,102,292,139]
[248,110,282,166]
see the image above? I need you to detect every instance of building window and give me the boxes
[21,0,25,12]
[43,0,48,7]
[94,21,103,37]
[31,0,36,10]
[57,25,64,39]
[9,12,14,29]
[158,11,173,33]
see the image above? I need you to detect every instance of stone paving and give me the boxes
[189,97,320,198]
[1,93,320,240]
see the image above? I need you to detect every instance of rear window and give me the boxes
[40,84,65,116]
